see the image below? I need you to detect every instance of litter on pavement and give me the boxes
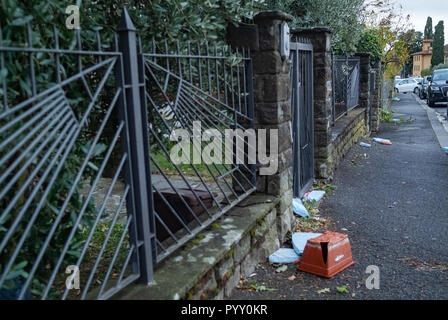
[292,232,322,256]
[359,142,371,148]
[442,147,448,153]
[373,137,392,145]
[392,97,400,101]
[304,190,326,203]
[292,198,309,217]
[268,248,300,264]
[298,232,355,278]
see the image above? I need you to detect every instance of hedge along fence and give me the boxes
[1,1,266,172]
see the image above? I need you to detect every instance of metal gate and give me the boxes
[290,38,314,198]
[369,70,376,132]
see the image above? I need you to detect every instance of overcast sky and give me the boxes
[394,0,448,40]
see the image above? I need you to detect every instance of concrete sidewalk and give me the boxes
[229,93,448,300]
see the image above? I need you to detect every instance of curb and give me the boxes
[412,94,448,150]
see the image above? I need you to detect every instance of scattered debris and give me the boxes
[392,97,400,101]
[398,257,448,271]
[269,248,300,264]
[442,147,448,153]
[392,118,400,122]
[238,279,277,292]
[292,198,309,217]
[275,265,288,273]
[373,137,392,145]
[336,285,349,294]
[317,288,331,294]
[304,190,326,203]
[288,275,296,281]
[359,142,371,147]
[292,232,322,256]
[314,181,337,195]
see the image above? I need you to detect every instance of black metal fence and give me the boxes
[141,23,256,264]
[332,55,360,122]
[0,8,255,300]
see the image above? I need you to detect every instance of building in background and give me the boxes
[412,39,433,76]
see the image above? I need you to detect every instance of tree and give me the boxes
[362,0,412,79]
[357,28,382,64]
[400,29,423,76]
[424,17,433,39]
[265,0,365,54]
[431,21,445,67]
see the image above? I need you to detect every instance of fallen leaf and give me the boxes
[317,288,330,294]
[275,265,288,273]
[336,285,349,294]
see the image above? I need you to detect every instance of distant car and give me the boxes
[394,78,419,94]
[427,69,448,107]
[418,76,430,99]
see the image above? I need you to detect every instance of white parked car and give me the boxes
[394,78,419,94]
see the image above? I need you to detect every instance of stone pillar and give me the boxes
[294,28,333,179]
[370,61,381,133]
[356,53,371,132]
[252,11,293,196]
[228,11,294,242]
[252,12,294,242]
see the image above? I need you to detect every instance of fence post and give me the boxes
[117,7,155,284]
[356,53,371,132]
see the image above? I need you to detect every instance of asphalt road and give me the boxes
[414,93,447,118]
[229,93,448,300]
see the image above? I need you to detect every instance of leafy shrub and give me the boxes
[357,29,382,65]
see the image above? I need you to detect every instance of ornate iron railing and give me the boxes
[142,36,256,263]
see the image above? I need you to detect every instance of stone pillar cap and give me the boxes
[254,11,293,23]
[291,27,333,34]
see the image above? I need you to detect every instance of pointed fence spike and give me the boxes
[117,7,136,32]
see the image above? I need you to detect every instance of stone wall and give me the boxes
[115,194,285,300]
[327,108,367,175]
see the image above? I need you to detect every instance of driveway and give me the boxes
[229,93,448,300]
